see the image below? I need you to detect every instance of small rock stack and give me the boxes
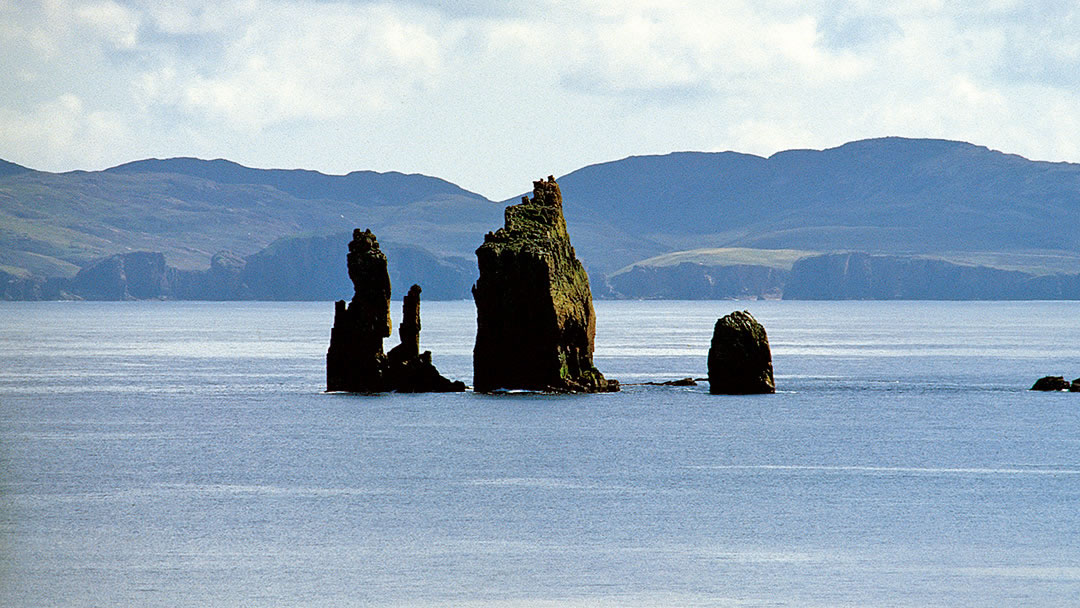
[327,229,463,393]
[1031,376,1080,392]
[708,310,775,394]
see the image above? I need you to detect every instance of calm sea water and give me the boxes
[2,300,1080,607]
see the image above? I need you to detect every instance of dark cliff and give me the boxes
[326,230,464,393]
[326,229,392,392]
[784,252,1080,300]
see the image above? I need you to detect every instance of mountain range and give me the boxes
[2,137,1080,300]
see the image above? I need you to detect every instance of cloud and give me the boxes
[74,0,141,49]
[3,0,1080,196]
[0,94,132,169]
[135,2,447,129]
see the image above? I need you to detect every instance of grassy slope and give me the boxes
[0,166,500,277]
[612,247,814,275]
[555,138,1080,276]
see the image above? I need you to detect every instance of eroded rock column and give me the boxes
[472,177,617,393]
[326,229,391,392]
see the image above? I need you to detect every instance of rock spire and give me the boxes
[707,310,775,394]
[327,229,463,393]
[472,177,617,393]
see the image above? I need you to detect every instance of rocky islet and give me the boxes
[707,310,776,395]
[326,228,463,393]
[471,177,617,393]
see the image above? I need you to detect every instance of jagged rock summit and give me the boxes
[472,176,617,393]
[708,310,775,394]
[326,229,463,393]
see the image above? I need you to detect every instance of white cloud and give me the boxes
[3,0,1080,195]
[140,2,447,129]
[0,94,132,168]
[75,0,141,49]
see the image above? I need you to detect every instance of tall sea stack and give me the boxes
[327,229,464,393]
[327,229,392,392]
[472,176,617,393]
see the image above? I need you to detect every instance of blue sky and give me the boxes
[2,0,1079,198]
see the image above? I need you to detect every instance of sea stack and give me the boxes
[326,230,464,393]
[1030,376,1073,391]
[707,310,775,394]
[472,176,617,393]
[326,229,392,392]
[386,284,466,392]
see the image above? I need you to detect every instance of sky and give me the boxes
[2,0,1079,199]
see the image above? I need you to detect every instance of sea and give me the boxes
[2,300,1080,607]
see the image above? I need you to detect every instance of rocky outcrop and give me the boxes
[327,229,463,393]
[326,229,393,392]
[472,176,617,393]
[1031,376,1074,391]
[708,311,775,394]
[386,285,466,392]
[69,252,172,300]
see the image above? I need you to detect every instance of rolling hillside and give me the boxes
[4,137,1080,299]
[0,158,500,279]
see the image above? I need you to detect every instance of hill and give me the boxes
[552,137,1080,277]
[4,137,1080,300]
[0,158,500,279]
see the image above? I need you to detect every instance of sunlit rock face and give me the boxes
[472,177,617,393]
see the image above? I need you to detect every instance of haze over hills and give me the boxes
[3,137,1080,300]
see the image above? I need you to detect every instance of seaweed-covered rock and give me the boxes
[326,229,392,392]
[708,310,775,394]
[472,176,617,393]
[1031,376,1071,391]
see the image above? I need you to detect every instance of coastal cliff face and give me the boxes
[326,229,392,392]
[609,262,788,299]
[473,177,616,393]
[782,252,1080,300]
[70,252,172,300]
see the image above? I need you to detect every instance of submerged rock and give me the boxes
[643,378,698,386]
[472,176,617,393]
[326,230,463,393]
[1031,376,1071,391]
[708,311,775,394]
